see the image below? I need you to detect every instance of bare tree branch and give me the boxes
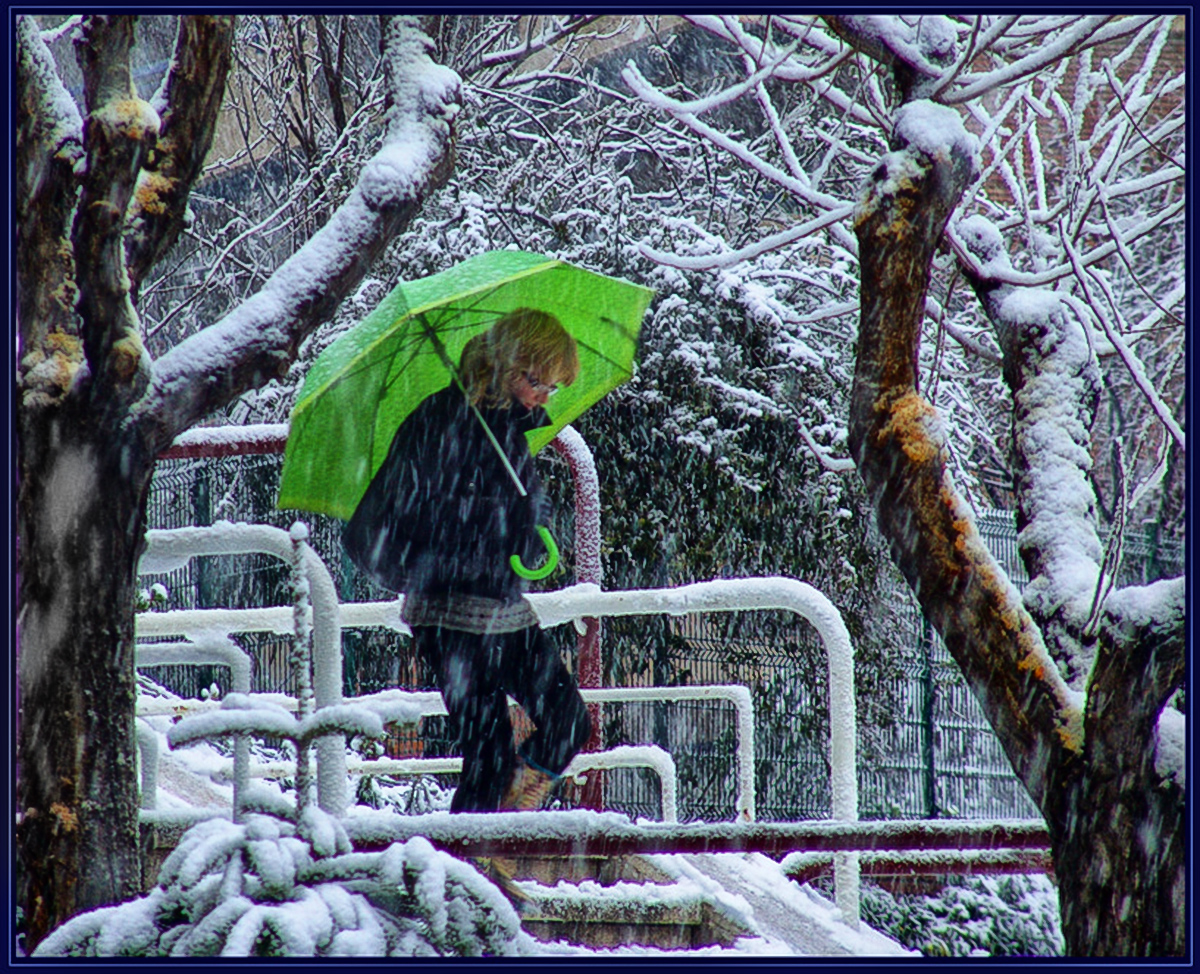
[315,15,349,133]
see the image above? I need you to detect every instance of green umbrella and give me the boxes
[278,250,653,573]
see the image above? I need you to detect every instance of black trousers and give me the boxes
[413,624,592,813]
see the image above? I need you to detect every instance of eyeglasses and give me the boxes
[521,371,559,396]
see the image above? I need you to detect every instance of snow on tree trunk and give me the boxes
[1049,575,1185,955]
[16,13,457,949]
[844,67,1184,962]
[956,215,1185,958]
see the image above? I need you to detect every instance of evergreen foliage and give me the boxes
[859,875,1064,957]
[32,812,534,957]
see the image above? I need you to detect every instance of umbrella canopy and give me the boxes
[277,250,654,520]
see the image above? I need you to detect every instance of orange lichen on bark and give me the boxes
[1055,718,1083,753]
[926,462,1085,756]
[95,98,160,143]
[109,333,145,381]
[49,802,78,832]
[21,332,84,405]
[134,171,173,216]
[877,390,941,464]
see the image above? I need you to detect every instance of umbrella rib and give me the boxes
[599,313,643,347]
[572,334,636,383]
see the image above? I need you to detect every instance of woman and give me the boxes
[343,308,592,816]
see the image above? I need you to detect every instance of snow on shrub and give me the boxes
[32,809,539,958]
[858,874,1063,957]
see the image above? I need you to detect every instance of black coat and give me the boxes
[343,384,551,602]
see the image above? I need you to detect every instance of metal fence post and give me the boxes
[192,463,212,609]
[920,616,938,818]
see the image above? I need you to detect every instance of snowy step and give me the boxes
[521,888,744,950]
[497,851,914,955]
[497,851,673,887]
[490,854,751,950]
[646,853,913,956]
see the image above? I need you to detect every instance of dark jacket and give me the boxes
[343,383,551,602]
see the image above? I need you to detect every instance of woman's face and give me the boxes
[509,367,557,409]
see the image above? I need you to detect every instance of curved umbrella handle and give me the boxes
[510,525,559,581]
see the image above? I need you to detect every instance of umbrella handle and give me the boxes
[510,525,559,581]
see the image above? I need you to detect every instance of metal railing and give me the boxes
[135,525,865,921]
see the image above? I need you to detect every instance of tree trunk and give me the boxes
[848,113,1185,957]
[16,400,154,946]
[957,218,1186,958]
[16,14,457,950]
[1050,756,1185,955]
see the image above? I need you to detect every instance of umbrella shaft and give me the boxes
[470,400,529,498]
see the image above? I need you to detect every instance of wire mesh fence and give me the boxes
[141,451,1183,823]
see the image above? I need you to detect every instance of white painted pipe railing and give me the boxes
[135,636,253,815]
[134,719,159,811]
[209,743,680,824]
[565,745,678,824]
[529,579,860,924]
[137,559,860,921]
[136,682,749,823]
[139,523,347,814]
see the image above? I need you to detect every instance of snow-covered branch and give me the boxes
[132,16,459,449]
[823,15,956,98]
[15,14,85,350]
[944,16,1153,104]
[125,16,235,290]
[958,216,1106,689]
[1059,230,1185,453]
[640,205,855,271]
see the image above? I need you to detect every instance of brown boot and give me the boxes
[499,756,558,811]
[484,856,531,914]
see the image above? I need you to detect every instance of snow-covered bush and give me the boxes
[356,774,455,816]
[32,810,536,958]
[858,875,1063,957]
[134,583,170,612]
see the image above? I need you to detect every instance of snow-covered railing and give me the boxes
[135,615,756,823]
[135,636,253,814]
[209,744,680,824]
[137,573,862,921]
[781,848,1055,883]
[342,810,1050,859]
[581,686,752,822]
[324,580,854,831]
[135,680,746,824]
[134,720,159,812]
[138,522,348,814]
[524,578,861,925]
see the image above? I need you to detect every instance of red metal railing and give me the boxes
[343,816,1052,869]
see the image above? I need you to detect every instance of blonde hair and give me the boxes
[459,308,580,407]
